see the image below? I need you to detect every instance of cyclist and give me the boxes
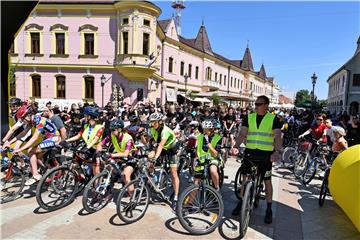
[232,95,283,224]
[97,119,135,186]
[331,126,348,153]
[12,105,61,185]
[41,107,67,140]
[66,106,104,175]
[148,112,180,212]
[299,113,327,142]
[194,119,222,190]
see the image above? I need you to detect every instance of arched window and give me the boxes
[32,74,41,98]
[206,67,212,80]
[56,75,66,98]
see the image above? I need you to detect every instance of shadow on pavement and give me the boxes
[108,213,130,226]
[164,217,193,236]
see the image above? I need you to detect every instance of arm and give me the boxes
[59,127,67,140]
[111,149,131,158]
[15,129,41,153]
[299,128,312,138]
[1,122,22,143]
[66,133,81,142]
[273,128,283,153]
[154,139,167,159]
[207,143,219,158]
[235,126,248,148]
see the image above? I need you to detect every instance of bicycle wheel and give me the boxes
[116,179,150,224]
[177,184,224,235]
[302,158,317,185]
[36,165,78,211]
[82,171,113,213]
[239,181,254,238]
[318,169,329,206]
[282,146,298,166]
[157,169,174,200]
[0,166,25,203]
[293,152,308,178]
[234,166,244,200]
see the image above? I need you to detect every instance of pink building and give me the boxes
[9,0,280,107]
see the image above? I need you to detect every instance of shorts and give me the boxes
[162,141,180,168]
[241,153,272,180]
[37,136,61,151]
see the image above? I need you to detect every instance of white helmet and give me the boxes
[201,120,214,129]
[149,113,163,122]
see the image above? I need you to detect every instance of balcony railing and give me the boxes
[202,79,220,90]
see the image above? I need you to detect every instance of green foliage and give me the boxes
[8,64,16,86]
[294,89,312,107]
[186,90,195,100]
[211,93,220,106]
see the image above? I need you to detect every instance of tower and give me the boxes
[171,0,185,35]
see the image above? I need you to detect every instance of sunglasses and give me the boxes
[255,102,266,106]
[317,119,323,121]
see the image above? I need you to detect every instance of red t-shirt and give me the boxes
[311,123,327,141]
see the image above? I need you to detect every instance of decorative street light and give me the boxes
[311,72,317,107]
[100,74,106,108]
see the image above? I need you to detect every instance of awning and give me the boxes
[195,91,248,101]
[166,88,177,102]
[179,94,211,103]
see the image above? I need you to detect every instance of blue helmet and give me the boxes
[110,119,124,131]
[84,106,99,118]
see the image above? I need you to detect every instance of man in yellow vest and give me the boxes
[194,119,222,190]
[66,106,104,175]
[96,119,135,186]
[232,96,283,224]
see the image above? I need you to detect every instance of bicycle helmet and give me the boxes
[149,113,163,122]
[201,119,214,129]
[8,97,22,106]
[16,104,32,119]
[211,119,221,129]
[84,106,99,118]
[129,115,139,122]
[109,119,124,131]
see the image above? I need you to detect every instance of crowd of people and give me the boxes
[1,96,359,225]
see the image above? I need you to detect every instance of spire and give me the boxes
[241,45,254,71]
[194,24,213,55]
[355,36,360,55]
[258,64,267,80]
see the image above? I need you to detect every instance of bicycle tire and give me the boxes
[177,184,224,235]
[293,152,308,178]
[36,165,78,211]
[318,168,330,206]
[234,166,244,200]
[302,159,317,185]
[239,181,254,238]
[82,171,112,213]
[116,179,150,224]
[282,146,297,165]
[0,166,25,203]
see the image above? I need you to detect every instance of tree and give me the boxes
[211,93,220,106]
[294,89,311,107]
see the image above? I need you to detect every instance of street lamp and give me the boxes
[311,72,317,107]
[184,73,189,93]
[100,74,106,108]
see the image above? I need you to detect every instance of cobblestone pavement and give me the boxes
[1,158,359,239]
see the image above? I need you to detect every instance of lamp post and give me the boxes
[311,72,317,108]
[184,73,189,93]
[100,74,106,108]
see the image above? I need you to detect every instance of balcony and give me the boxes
[202,79,220,91]
[114,54,159,81]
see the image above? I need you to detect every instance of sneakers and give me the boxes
[232,199,243,216]
[264,208,272,224]
[171,200,178,213]
[25,175,41,186]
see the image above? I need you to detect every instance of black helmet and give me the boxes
[84,106,99,118]
[109,119,124,131]
[8,98,22,106]
[129,115,138,122]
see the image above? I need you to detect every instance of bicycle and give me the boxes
[293,138,313,178]
[238,157,265,238]
[116,147,174,224]
[176,155,224,235]
[35,141,95,211]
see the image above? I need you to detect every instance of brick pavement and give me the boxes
[1,158,359,239]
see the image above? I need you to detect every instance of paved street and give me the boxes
[1,158,359,240]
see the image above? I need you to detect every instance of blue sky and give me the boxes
[154,1,360,100]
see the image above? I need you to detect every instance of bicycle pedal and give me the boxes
[223,175,229,179]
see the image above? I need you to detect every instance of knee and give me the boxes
[210,165,218,175]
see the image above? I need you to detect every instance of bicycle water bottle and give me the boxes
[1,156,10,167]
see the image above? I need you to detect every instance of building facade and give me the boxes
[9,0,280,108]
[327,37,360,115]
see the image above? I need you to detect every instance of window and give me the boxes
[56,75,66,98]
[206,67,212,80]
[195,66,199,79]
[180,61,185,76]
[215,72,218,82]
[122,32,128,54]
[143,33,150,55]
[250,82,253,90]
[10,77,16,97]
[240,80,243,89]
[188,64,192,78]
[122,18,129,25]
[143,19,150,27]
[219,74,222,84]
[168,57,173,73]
[224,75,227,85]
[342,76,345,88]
[10,43,14,54]
[55,33,65,55]
[31,32,40,54]
[84,33,94,55]
[230,77,233,87]
[353,74,360,86]
[238,79,240,88]
[32,75,41,98]
[84,76,94,99]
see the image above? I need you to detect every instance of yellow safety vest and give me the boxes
[150,125,176,150]
[81,124,103,146]
[111,132,135,153]
[195,133,221,171]
[246,112,275,151]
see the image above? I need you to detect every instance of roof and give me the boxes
[240,47,254,71]
[158,19,171,33]
[194,25,213,56]
[257,64,267,80]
